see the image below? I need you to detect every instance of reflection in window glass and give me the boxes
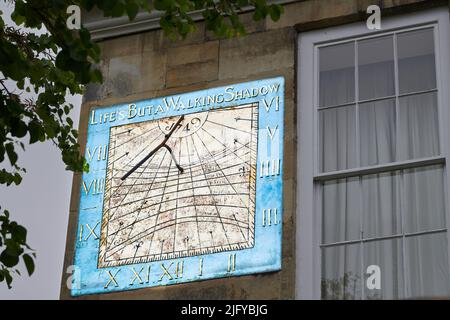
[322,243,361,300]
[322,178,360,244]
[403,165,446,233]
[358,36,395,100]
[364,239,404,300]
[405,233,450,298]
[319,43,355,107]
[317,26,448,300]
[359,99,396,166]
[398,92,439,161]
[319,106,357,172]
[362,172,400,239]
[398,29,436,94]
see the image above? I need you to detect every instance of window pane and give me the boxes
[358,36,395,100]
[398,92,439,161]
[321,243,361,300]
[359,99,396,167]
[403,165,446,233]
[322,178,360,244]
[405,233,450,298]
[319,106,357,172]
[362,172,401,239]
[319,42,355,107]
[398,28,436,94]
[364,239,404,299]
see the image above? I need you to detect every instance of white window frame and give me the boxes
[297,7,450,299]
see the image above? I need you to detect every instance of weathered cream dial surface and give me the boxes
[98,103,258,267]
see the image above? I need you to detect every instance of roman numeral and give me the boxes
[198,257,204,276]
[260,159,281,177]
[82,178,105,195]
[262,208,279,227]
[104,269,120,289]
[158,261,184,281]
[262,96,280,112]
[129,267,144,285]
[78,221,100,241]
[175,260,184,278]
[86,145,108,162]
[227,254,236,273]
[267,125,278,140]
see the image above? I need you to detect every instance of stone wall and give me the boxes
[60,0,448,299]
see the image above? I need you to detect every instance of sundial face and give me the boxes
[99,104,258,267]
[72,78,284,296]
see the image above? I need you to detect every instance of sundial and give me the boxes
[72,77,284,295]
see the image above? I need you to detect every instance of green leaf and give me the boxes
[83,159,90,173]
[154,0,174,11]
[11,11,26,26]
[91,68,103,83]
[269,4,283,22]
[17,79,25,90]
[253,6,266,21]
[0,270,13,289]
[79,28,91,46]
[0,249,19,268]
[23,254,35,276]
[111,2,126,17]
[4,238,23,256]
[12,225,27,243]
[0,144,5,163]
[28,121,43,144]
[13,173,22,185]
[5,271,12,289]
[126,1,140,20]
[11,120,28,138]
[5,143,18,166]
[237,0,249,7]
[82,0,96,11]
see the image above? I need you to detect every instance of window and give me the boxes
[298,8,450,299]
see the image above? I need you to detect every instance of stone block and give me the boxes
[219,28,295,80]
[100,33,143,58]
[164,41,219,88]
[83,59,109,103]
[205,10,266,41]
[166,60,218,88]
[142,29,163,52]
[167,41,218,67]
[159,22,207,49]
[266,0,358,30]
[106,51,166,97]
[280,257,296,298]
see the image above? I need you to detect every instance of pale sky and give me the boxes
[0,1,82,299]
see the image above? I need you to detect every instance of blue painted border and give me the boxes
[71,77,284,296]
